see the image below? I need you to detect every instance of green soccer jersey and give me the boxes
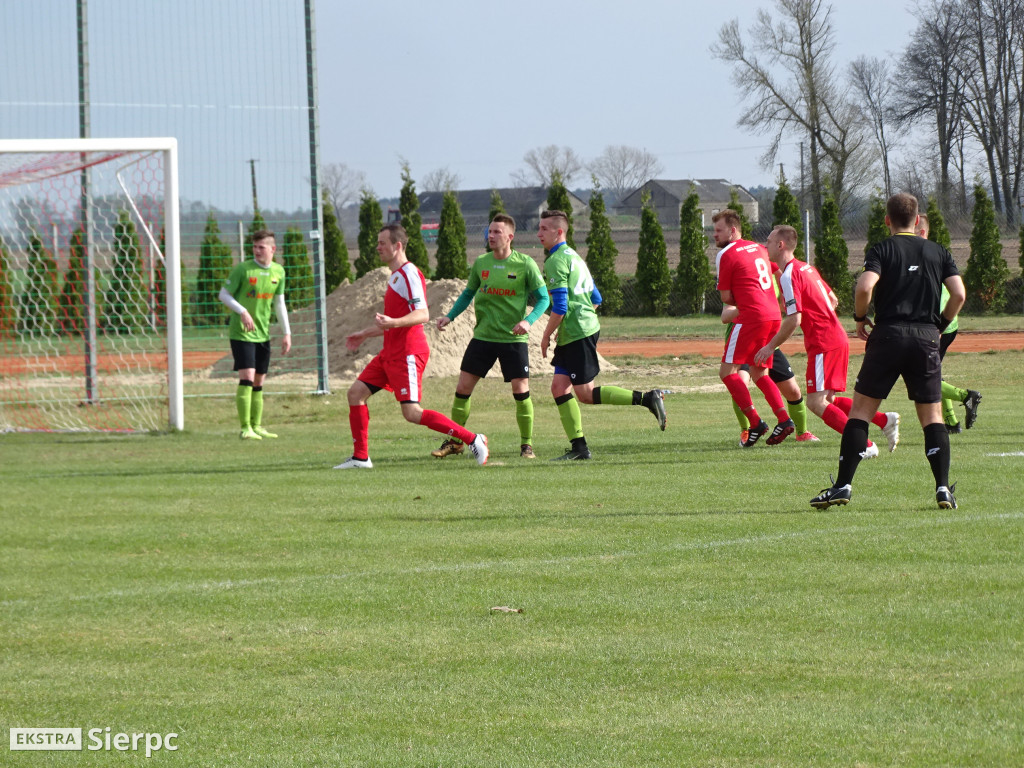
[939,284,959,334]
[543,243,601,345]
[224,259,286,342]
[466,250,545,343]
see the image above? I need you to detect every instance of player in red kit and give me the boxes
[335,224,488,469]
[714,209,794,447]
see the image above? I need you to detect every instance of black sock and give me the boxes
[923,422,951,489]
[571,437,588,451]
[835,418,869,487]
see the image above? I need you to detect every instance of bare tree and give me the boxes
[321,162,366,214]
[849,56,898,197]
[511,145,584,187]
[711,0,869,222]
[588,145,664,201]
[421,167,462,193]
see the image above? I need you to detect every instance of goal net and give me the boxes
[0,138,183,433]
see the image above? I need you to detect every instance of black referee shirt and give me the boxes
[864,233,959,327]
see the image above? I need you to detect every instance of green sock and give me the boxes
[450,394,470,444]
[236,384,252,429]
[942,397,959,426]
[515,395,534,444]
[594,385,635,406]
[732,399,750,430]
[941,381,968,403]
[250,388,264,428]
[556,396,584,441]
[787,397,808,434]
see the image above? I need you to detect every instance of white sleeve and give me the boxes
[274,293,291,336]
[218,287,246,315]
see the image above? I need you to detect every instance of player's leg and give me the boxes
[591,384,666,430]
[549,338,594,460]
[907,342,956,508]
[731,367,752,445]
[250,342,277,438]
[231,340,259,439]
[335,378,376,469]
[769,350,804,444]
[400,354,487,465]
[498,343,536,457]
[432,369,479,458]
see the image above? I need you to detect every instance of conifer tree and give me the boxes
[244,209,268,258]
[584,183,622,315]
[322,190,351,293]
[772,174,804,260]
[813,190,852,313]
[18,232,59,336]
[399,164,431,277]
[486,189,505,249]
[675,187,713,314]
[964,184,1009,313]
[635,191,671,316]
[728,187,753,239]
[925,196,951,249]
[865,196,889,255]
[1019,223,1024,276]
[58,227,86,334]
[103,211,145,333]
[282,227,314,310]
[0,238,15,335]
[546,171,575,249]
[196,212,234,326]
[355,190,383,278]
[434,190,469,279]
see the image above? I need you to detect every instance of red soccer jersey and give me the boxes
[716,240,781,323]
[382,261,429,356]
[778,258,847,353]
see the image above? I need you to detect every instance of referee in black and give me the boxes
[811,193,966,510]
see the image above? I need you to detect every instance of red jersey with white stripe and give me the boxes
[383,261,429,357]
[778,258,847,353]
[716,240,781,323]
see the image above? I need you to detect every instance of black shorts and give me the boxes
[460,338,530,382]
[231,339,271,375]
[854,323,942,403]
[939,329,957,360]
[551,331,601,385]
[740,349,794,384]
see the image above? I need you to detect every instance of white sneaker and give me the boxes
[468,434,489,466]
[333,457,372,469]
[882,412,900,453]
[860,442,880,460]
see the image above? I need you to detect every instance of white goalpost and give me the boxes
[0,138,183,432]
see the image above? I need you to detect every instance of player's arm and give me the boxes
[273,293,292,354]
[719,289,734,307]
[541,287,567,358]
[437,286,475,330]
[853,270,880,341]
[720,303,739,324]
[754,313,799,366]
[514,286,550,335]
[376,307,429,331]
[218,286,254,332]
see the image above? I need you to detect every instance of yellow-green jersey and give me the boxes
[466,250,546,343]
[224,259,286,342]
[543,243,601,345]
[939,284,959,334]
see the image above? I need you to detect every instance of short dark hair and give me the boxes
[491,213,516,232]
[712,209,742,230]
[252,229,275,244]
[773,225,798,250]
[886,193,919,230]
[540,209,569,230]
[379,223,408,248]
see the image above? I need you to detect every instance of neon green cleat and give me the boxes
[252,426,278,439]
[239,427,262,440]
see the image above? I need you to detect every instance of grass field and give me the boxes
[2,350,1023,766]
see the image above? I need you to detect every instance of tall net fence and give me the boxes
[1,0,327,410]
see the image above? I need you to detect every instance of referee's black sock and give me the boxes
[835,418,869,487]
[923,422,951,489]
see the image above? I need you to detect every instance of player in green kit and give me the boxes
[538,210,666,460]
[219,230,291,439]
[434,214,550,458]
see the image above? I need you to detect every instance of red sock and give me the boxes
[723,373,760,425]
[821,403,848,434]
[755,376,789,422]
[420,409,475,444]
[834,396,852,414]
[349,404,369,460]
[870,412,887,429]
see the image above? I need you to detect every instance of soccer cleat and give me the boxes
[643,389,667,431]
[468,434,489,466]
[963,390,982,429]
[810,478,852,509]
[795,431,820,442]
[551,445,592,461]
[431,439,465,458]
[738,428,750,447]
[766,418,795,445]
[239,427,262,440]
[252,426,277,439]
[882,412,900,453]
[520,444,536,459]
[860,442,880,460]
[742,420,769,448]
[333,456,373,469]
[936,483,958,509]
[946,422,963,434]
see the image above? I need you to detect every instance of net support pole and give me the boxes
[164,141,184,431]
[78,0,98,404]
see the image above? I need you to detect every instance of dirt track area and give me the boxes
[598,331,1024,359]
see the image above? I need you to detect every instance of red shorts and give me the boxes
[358,351,428,403]
[723,320,781,367]
[805,345,849,394]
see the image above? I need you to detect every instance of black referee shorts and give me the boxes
[854,323,942,403]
